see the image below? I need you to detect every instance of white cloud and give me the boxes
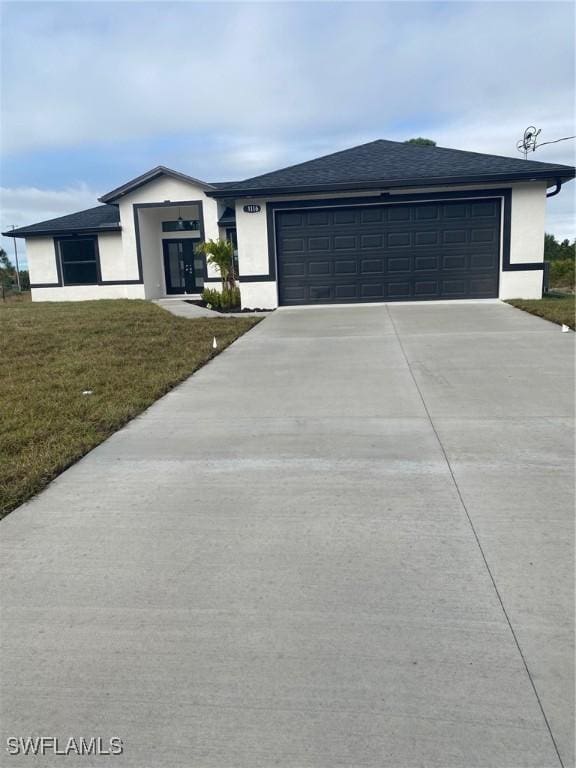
[2,2,574,155]
[0,0,574,255]
[0,184,99,223]
[0,184,101,267]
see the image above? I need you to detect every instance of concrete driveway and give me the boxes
[1,302,573,768]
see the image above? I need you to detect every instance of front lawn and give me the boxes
[0,300,260,518]
[507,294,575,330]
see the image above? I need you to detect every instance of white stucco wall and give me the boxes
[235,201,269,276]
[509,182,546,265]
[138,210,164,298]
[98,232,126,281]
[499,270,543,300]
[234,183,551,307]
[31,284,145,302]
[26,232,146,301]
[498,182,546,299]
[235,201,273,308]
[118,176,221,298]
[239,282,279,310]
[26,237,58,284]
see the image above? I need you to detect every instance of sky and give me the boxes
[1,0,574,268]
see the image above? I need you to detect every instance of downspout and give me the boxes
[546,178,563,198]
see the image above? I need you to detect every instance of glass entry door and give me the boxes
[162,239,204,294]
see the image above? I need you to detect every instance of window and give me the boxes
[162,220,200,232]
[226,228,239,276]
[58,238,99,285]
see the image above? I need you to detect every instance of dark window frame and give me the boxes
[161,219,201,232]
[226,227,239,277]
[55,235,101,286]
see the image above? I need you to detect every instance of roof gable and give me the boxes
[209,139,576,196]
[99,166,215,203]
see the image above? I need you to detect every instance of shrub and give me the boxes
[220,286,241,310]
[549,259,575,289]
[202,288,221,309]
[201,286,241,311]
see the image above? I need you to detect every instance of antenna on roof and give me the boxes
[517,127,541,159]
[517,126,575,159]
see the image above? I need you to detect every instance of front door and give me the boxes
[162,239,204,294]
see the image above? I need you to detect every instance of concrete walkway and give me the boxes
[153,297,270,318]
[1,302,573,767]
[153,297,221,318]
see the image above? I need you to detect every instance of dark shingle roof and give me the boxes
[4,205,120,238]
[207,139,576,197]
[8,140,574,238]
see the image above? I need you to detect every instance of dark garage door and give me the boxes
[276,198,501,305]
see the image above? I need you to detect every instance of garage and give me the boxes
[206,137,573,308]
[276,198,501,306]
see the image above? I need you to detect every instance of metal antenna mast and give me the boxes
[516,126,575,158]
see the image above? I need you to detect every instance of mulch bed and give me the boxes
[184,300,273,314]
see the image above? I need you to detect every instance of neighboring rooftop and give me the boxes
[5,205,120,238]
[208,138,576,196]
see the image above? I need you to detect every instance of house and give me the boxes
[5,139,574,308]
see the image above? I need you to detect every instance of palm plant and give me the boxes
[197,239,236,290]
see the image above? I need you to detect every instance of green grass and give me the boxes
[507,294,576,330]
[0,300,260,517]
